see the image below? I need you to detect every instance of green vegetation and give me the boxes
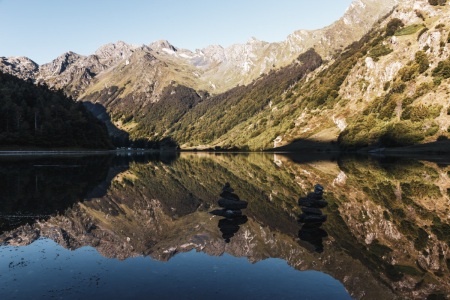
[402,181,442,200]
[432,59,450,79]
[402,105,442,121]
[397,51,429,82]
[414,81,434,98]
[415,51,430,73]
[0,71,112,149]
[428,0,447,6]
[370,44,393,59]
[337,43,439,149]
[395,24,425,36]
[386,18,404,36]
[82,10,445,151]
[86,48,323,150]
[431,217,450,244]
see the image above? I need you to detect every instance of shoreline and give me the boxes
[0,140,448,156]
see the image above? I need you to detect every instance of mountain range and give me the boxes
[1,0,449,151]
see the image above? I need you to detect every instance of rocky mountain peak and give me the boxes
[149,40,177,53]
[94,41,140,61]
[0,56,39,81]
[39,51,84,76]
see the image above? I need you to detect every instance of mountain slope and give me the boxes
[2,0,447,151]
[0,0,401,146]
[0,71,112,149]
[183,0,450,150]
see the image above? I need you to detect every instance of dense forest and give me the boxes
[0,71,112,149]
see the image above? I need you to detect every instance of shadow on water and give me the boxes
[0,152,178,233]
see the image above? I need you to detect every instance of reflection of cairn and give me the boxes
[298,184,328,253]
[298,224,328,253]
[210,183,248,243]
[218,183,248,212]
[298,184,328,224]
[218,215,248,243]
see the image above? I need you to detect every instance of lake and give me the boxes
[0,152,449,299]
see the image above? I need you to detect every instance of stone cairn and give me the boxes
[298,184,328,224]
[216,182,248,216]
[210,183,248,243]
[297,184,328,252]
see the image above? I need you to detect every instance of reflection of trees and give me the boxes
[0,154,168,234]
[329,155,450,298]
[0,155,113,232]
[1,153,449,299]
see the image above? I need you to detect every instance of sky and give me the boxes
[0,0,353,65]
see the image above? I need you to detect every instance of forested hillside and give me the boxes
[97,1,450,151]
[123,49,322,149]
[0,71,112,149]
[1,0,449,152]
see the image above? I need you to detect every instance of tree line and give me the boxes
[0,71,112,149]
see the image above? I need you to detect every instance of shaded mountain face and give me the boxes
[1,153,449,299]
[0,71,112,149]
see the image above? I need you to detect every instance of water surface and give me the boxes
[0,152,449,299]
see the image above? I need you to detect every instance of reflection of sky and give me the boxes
[0,238,351,300]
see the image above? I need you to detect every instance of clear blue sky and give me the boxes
[0,0,353,65]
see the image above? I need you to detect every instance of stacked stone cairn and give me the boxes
[298,184,328,224]
[210,183,248,243]
[216,182,248,216]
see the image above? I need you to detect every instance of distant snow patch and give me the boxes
[179,53,192,59]
[162,48,176,55]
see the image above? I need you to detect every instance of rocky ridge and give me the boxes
[1,0,399,95]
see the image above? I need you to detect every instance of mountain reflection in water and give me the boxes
[0,152,449,300]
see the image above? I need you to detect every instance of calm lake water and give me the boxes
[0,152,449,299]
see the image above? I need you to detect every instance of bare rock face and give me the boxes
[0,56,39,81]
[95,40,144,65]
[149,40,177,53]
[39,51,84,77]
